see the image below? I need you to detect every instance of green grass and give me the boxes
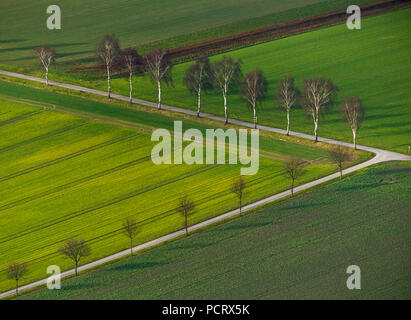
[20,163,411,300]
[40,8,409,154]
[0,0,374,69]
[0,87,361,293]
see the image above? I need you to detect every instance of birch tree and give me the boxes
[210,56,242,124]
[182,56,212,117]
[122,217,139,256]
[122,47,142,103]
[97,34,120,98]
[6,262,28,296]
[284,157,305,197]
[176,195,195,235]
[231,176,246,215]
[34,45,56,86]
[328,145,353,179]
[302,78,338,142]
[340,96,365,149]
[275,76,299,135]
[240,68,267,129]
[59,238,91,276]
[145,49,173,110]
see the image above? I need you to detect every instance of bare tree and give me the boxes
[122,216,139,256]
[210,56,242,124]
[121,47,142,103]
[276,76,299,135]
[328,145,353,179]
[340,96,365,150]
[231,176,246,215]
[145,49,173,109]
[183,56,212,117]
[240,68,268,129]
[34,45,56,86]
[6,262,28,296]
[97,34,121,98]
[302,78,338,142]
[59,238,91,276]
[176,195,195,235]
[284,157,305,197]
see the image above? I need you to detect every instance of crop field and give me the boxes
[0,82,365,292]
[73,8,410,154]
[21,163,411,300]
[0,0,375,70]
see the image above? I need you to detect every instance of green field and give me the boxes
[0,81,364,293]
[0,0,374,69]
[21,163,411,300]
[49,8,409,154]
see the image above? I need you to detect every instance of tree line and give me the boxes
[34,33,365,148]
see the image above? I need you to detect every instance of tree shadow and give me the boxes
[166,239,215,251]
[335,182,381,192]
[0,39,26,44]
[280,201,328,211]
[0,42,87,53]
[63,282,94,291]
[109,261,166,272]
[222,221,271,231]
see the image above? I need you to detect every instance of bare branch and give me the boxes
[176,195,195,235]
[240,68,267,128]
[275,77,299,135]
[59,238,91,276]
[34,45,56,86]
[340,95,365,149]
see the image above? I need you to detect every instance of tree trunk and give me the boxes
[353,129,357,150]
[286,111,290,136]
[185,215,188,235]
[75,261,78,276]
[16,279,19,296]
[129,72,133,103]
[253,105,257,129]
[291,180,294,197]
[197,87,201,117]
[340,165,343,179]
[107,66,111,98]
[239,195,242,215]
[130,238,133,256]
[314,119,318,142]
[45,67,49,86]
[157,80,162,109]
[223,91,228,124]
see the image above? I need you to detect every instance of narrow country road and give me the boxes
[0,70,409,299]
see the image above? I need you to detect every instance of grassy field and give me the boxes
[0,81,365,293]
[21,163,411,300]
[51,8,410,154]
[0,0,375,69]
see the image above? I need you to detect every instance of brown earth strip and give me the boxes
[68,0,411,74]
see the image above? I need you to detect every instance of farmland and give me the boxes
[0,0,375,70]
[21,163,411,300]
[66,8,410,154]
[0,82,364,293]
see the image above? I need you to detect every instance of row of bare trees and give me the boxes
[34,35,364,149]
[182,55,364,148]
